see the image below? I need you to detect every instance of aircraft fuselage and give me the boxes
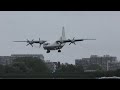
[43,43,65,50]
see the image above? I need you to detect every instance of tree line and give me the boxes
[0,57,120,78]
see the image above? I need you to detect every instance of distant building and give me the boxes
[90,55,117,70]
[45,60,61,73]
[108,62,120,71]
[0,56,12,65]
[45,60,57,73]
[75,55,118,71]
[53,61,60,69]
[11,54,44,60]
[75,58,90,70]
[0,54,44,65]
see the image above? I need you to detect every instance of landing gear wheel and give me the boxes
[58,50,61,52]
[46,50,50,53]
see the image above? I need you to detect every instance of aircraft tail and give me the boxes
[58,26,66,42]
[60,26,66,41]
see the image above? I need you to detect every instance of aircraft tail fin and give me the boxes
[61,26,66,40]
[58,26,66,41]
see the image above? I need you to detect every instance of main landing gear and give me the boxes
[46,50,50,53]
[58,50,61,52]
[46,50,61,53]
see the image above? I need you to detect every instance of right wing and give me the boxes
[14,41,28,42]
[56,38,96,43]
[13,38,47,47]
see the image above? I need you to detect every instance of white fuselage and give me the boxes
[43,41,65,50]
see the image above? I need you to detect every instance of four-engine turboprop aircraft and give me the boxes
[14,27,96,53]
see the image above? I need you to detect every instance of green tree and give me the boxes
[4,65,19,73]
[12,62,28,73]
[0,64,5,74]
[56,64,84,73]
[86,64,103,71]
[75,65,84,72]
[11,57,50,73]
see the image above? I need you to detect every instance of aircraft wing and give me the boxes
[56,39,96,43]
[14,41,28,42]
[13,38,47,47]
[14,38,47,44]
[14,41,46,43]
[33,41,47,43]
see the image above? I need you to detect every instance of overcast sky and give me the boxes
[0,11,120,64]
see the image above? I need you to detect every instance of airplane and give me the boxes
[14,27,96,53]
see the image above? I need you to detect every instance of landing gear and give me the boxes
[58,50,61,52]
[46,50,50,53]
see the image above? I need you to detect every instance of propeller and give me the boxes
[69,37,76,45]
[26,39,34,47]
[39,38,42,48]
[38,38,46,48]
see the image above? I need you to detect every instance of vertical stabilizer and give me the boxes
[58,26,66,41]
[62,26,66,40]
